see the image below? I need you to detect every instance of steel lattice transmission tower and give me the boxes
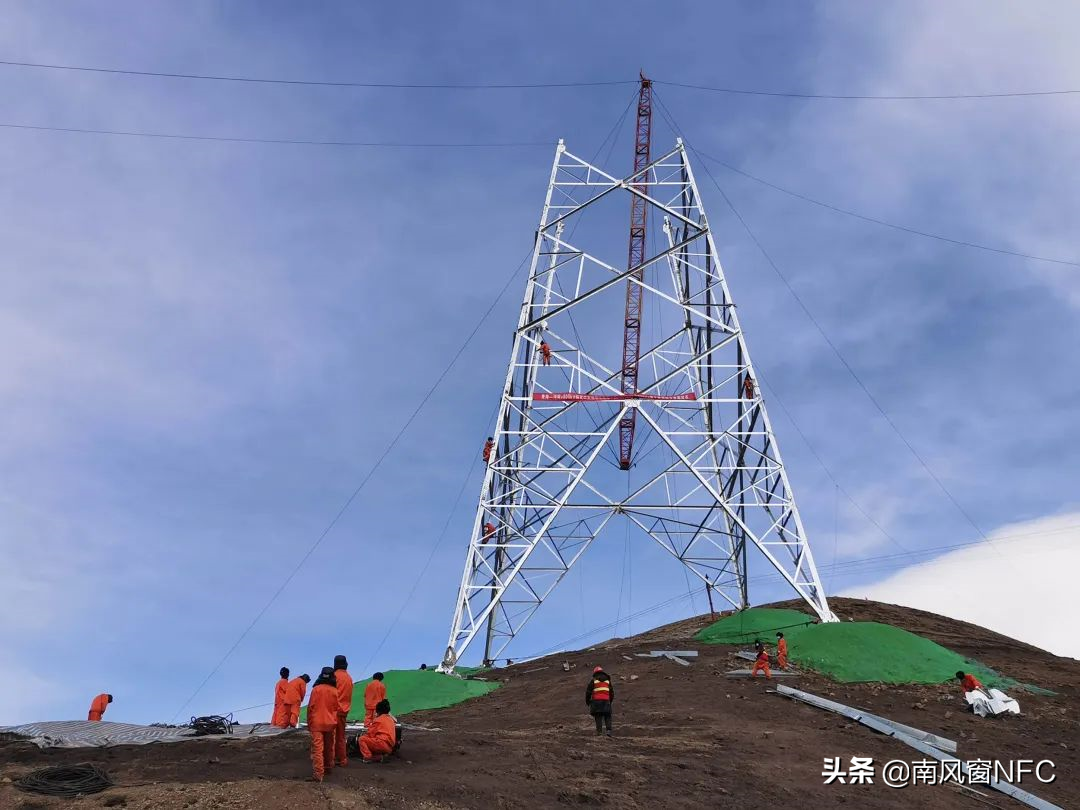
[439,126,837,673]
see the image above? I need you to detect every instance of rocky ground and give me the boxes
[1,597,1076,809]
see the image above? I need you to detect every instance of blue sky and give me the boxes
[2,2,1078,725]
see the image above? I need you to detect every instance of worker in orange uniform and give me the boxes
[284,673,311,727]
[743,374,755,399]
[750,639,772,680]
[482,437,494,463]
[358,699,397,763]
[87,693,112,721]
[775,632,788,670]
[540,340,552,366]
[271,667,290,727]
[333,655,354,767]
[586,666,614,736]
[481,522,496,544]
[956,671,984,694]
[363,672,387,725]
[305,667,339,782]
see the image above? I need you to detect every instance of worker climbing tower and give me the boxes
[440,77,836,672]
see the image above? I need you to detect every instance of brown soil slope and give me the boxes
[1,597,1077,809]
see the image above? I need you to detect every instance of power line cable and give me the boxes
[654,78,1080,101]
[694,149,1079,268]
[0,121,553,148]
[171,248,533,721]
[652,91,990,546]
[3,58,1074,100]
[0,58,634,89]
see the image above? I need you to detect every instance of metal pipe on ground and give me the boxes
[774,684,1060,810]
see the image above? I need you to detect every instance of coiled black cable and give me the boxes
[188,713,234,736]
[14,763,113,797]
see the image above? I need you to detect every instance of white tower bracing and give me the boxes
[440,139,837,672]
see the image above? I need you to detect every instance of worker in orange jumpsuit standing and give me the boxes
[87,693,112,721]
[482,437,494,463]
[775,632,788,670]
[358,699,397,763]
[305,667,339,782]
[333,655,354,768]
[271,667,290,727]
[284,673,311,727]
[750,639,772,680]
[956,671,984,694]
[363,672,387,725]
[540,340,552,366]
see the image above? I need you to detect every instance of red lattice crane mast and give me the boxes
[617,72,653,470]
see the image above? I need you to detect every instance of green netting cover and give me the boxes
[301,669,500,722]
[787,622,1005,686]
[694,608,817,645]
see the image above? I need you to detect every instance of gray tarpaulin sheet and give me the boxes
[0,720,294,749]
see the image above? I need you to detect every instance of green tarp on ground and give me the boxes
[693,608,817,645]
[695,608,1006,686]
[301,670,500,722]
[789,621,1004,685]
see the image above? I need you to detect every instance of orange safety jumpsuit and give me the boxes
[540,342,552,366]
[961,674,984,693]
[482,440,494,463]
[751,649,772,680]
[271,677,289,727]
[334,668,354,767]
[777,638,788,670]
[743,375,755,399]
[482,523,496,544]
[363,680,387,725]
[87,693,109,722]
[285,677,308,727]
[306,683,339,781]
[358,713,396,761]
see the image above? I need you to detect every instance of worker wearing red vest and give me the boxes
[743,374,755,399]
[306,668,339,782]
[482,437,494,463]
[482,522,496,544]
[585,666,614,736]
[751,639,772,680]
[87,693,112,721]
[776,632,788,670]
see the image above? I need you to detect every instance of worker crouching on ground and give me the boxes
[775,632,788,670]
[306,667,340,782]
[285,673,311,727]
[364,672,387,724]
[87,693,112,721]
[751,639,772,680]
[272,667,290,727]
[956,670,983,695]
[586,666,614,736]
[333,655,354,767]
[359,699,396,763]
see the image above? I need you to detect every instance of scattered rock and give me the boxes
[207,757,221,765]
[629,675,639,682]
[944,711,952,719]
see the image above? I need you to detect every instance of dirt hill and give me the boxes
[2,597,1077,809]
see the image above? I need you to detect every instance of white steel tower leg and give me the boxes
[439,141,836,673]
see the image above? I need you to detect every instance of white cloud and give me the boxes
[843,511,1080,659]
